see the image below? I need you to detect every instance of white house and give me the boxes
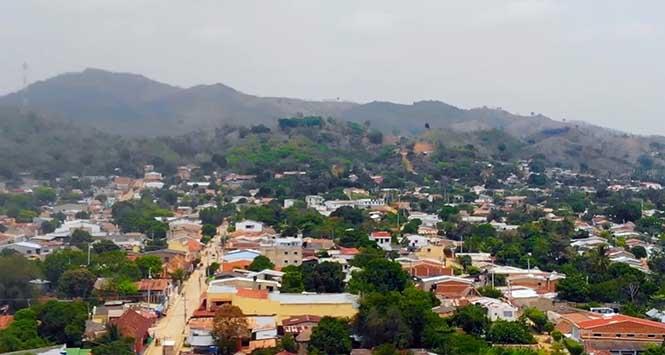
[408,212,441,227]
[403,234,430,249]
[235,220,264,233]
[370,231,393,251]
[0,242,47,258]
[469,296,518,321]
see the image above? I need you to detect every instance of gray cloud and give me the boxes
[1,0,663,134]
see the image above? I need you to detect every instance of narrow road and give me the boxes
[145,236,220,355]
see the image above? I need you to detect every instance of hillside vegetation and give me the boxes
[2,69,665,178]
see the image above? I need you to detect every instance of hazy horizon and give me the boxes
[2,1,664,135]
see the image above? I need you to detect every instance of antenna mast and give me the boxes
[21,62,29,113]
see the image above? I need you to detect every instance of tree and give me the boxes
[450,304,489,337]
[33,186,57,204]
[0,254,42,310]
[248,255,275,271]
[349,259,409,294]
[0,308,47,352]
[75,211,90,219]
[212,304,249,355]
[608,200,642,223]
[349,247,384,268]
[42,249,87,283]
[477,286,503,299]
[93,239,120,254]
[521,307,553,333]
[563,338,584,355]
[631,245,647,259]
[35,300,88,346]
[280,333,297,353]
[70,229,93,250]
[202,223,217,237]
[373,343,399,355]
[170,268,187,284]
[280,267,304,293]
[309,317,351,355]
[301,262,345,293]
[556,273,589,302]
[330,206,364,225]
[207,262,220,277]
[199,207,226,227]
[93,339,135,355]
[135,255,163,278]
[58,268,96,298]
[486,321,535,344]
[367,130,384,145]
[92,324,135,355]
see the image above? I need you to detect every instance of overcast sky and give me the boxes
[1,1,664,134]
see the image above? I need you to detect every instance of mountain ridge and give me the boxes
[1,68,665,176]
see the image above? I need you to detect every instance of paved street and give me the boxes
[145,236,221,355]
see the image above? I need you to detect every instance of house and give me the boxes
[407,212,441,227]
[415,244,454,264]
[235,220,264,233]
[187,315,278,353]
[403,234,430,249]
[204,285,359,322]
[142,249,192,276]
[112,309,155,354]
[370,231,392,251]
[135,279,174,305]
[282,315,321,335]
[401,259,453,278]
[259,237,303,269]
[570,314,665,354]
[0,242,46,258]
[221,249,262,271]
[416,275,477,299]
[570,236,608,251]
[507,272,565,295]
[469,297,518,321]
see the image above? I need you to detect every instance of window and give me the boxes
[503,311,513,317]
[284,251,288,255]
[616,334,621,337]
[293,251,298,255]
[593,333,602,337]
[627,334,635,337]
[284,260,289,264]
[648,334,656,338]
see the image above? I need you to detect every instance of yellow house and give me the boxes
[206,282,358,322]
[414,244,458,268]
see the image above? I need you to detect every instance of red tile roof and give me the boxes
[339,247,359,255]
[370,231,391,238]
[0,315,14,330]
[112,309,155,353]
[577,315,665,330]
[188,239,203,252]
[282,315,322,326]
[135,279,170,292]
[236,288,268,299]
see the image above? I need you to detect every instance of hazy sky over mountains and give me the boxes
[1,1,664,134]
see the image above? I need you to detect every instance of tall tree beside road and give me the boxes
[212,304,249,355]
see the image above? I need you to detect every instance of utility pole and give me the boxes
[147,268,152,305]
[183,291,187,326]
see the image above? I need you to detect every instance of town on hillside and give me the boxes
[1,156,665,355]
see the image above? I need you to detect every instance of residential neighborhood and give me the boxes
[1,156,665,355]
